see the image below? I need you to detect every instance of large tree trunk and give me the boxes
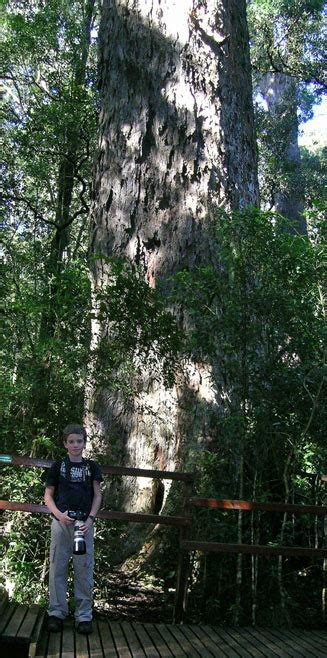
[87,0,258,525]
[259,72,306,234]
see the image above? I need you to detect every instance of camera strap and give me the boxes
[62,456,92,489]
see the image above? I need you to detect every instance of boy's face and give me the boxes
[64,433,86,460]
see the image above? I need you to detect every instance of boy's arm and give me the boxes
[44,485,74,525]
[89,480,102,518]
[81,480,102,533]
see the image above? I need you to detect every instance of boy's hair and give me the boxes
[62,424,87,442]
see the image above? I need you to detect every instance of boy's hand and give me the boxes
[59,510,74,525]
[80,517,93,534]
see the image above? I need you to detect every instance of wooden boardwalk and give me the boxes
[34,618,327,658]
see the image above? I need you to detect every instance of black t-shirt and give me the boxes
[46,457,103,515]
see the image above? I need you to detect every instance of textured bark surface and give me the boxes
[87,0,258,523]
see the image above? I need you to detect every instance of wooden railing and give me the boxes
[0,453,195,482]
[174,494,327,622]
[0,453,195,529]
[1,454,326,624]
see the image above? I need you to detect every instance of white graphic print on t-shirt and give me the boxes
[60,461,91,482]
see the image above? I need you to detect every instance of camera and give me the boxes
[68,510,85,521]
[68,511,86,555]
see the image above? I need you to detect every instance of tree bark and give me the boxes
[87,0,258,517]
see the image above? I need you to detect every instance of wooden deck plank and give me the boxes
[109,621,133,658]
[215,626,264,658]
[47,627,62,658]
[29,608,46,658]
[219,627,270,658]
[120,622,146,658]
[61,619,75,658]
[97,619,118,658]
[75,630,89,658]
[288,629,327,658]
[204,626,244,657]
[0,602,18,634]
[165,623,203,657]
[211,626,258,658]
[88,621,104,658]
[261,628,316,658]
[34,627,49,658]
[246,627,298,657]
[267,629,308,658]
[309,630,327,642]
[176,625,217,657]
[6,608,325,658]
[18,604,40,640]
[4,603,29,638]
[220,627,280,657]
[287,630,326,658]
[242,627,288,657]
[293,630,327,649]
[155,625,188,657]
[142,624,175,658]
[308,631,327,643]
[190,625,230,657]
[268,628,320,657]
[233,628,286,658]
[0,588,9,616]
[285,629,327,656]
[131,623,160,657]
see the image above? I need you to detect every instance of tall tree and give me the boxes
[2,0,97,446]
[87,0,258,511]
[248,0,325,231]
[258,71,305,230]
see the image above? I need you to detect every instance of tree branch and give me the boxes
[2,193,57,227]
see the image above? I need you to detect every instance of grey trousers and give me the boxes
[48,518,94,622]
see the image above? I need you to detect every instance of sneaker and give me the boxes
[47,616,62,632]
[76,620,93,634]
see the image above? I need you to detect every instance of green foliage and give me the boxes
[92,257,182,394]
[248,0,326,91]
[300,146,327,207]
[248,0,325,212]
[173,207,326,464]
[1,0,98,447]
[1,245,92,450]
[169,206,326,625]
[2,0,98,224]
[1,468,49,603]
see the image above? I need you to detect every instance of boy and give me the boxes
[44,424,102,634]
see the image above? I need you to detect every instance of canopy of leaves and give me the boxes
[2,0,98,232]
[248,0,326,94]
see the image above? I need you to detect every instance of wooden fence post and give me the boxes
[173,478,194,624]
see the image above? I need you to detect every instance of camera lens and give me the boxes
[73,520,86,555]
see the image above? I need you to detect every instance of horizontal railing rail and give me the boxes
[0,453,195,482]
[174,492,327,622]
[180,539,327,558]
[188,497,327,515]
[0,500,191,528]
